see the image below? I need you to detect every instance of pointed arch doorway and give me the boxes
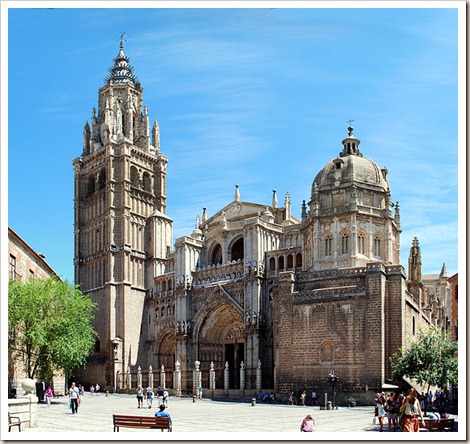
[196,302,244,389]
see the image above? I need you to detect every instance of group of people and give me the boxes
[257,390,276,403]
[288,390,318,406]
[136,385,169,409]
[375,388,450,432]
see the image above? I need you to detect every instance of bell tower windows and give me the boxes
[341,233,349,255]
[374,236,381,257]
[325,235,333,257]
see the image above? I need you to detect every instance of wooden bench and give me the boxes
[420,418,455,432]
[113,414,172,432]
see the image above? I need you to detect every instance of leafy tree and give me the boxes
[8,277,97,380]
[390,327,458,393]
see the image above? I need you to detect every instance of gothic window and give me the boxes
[269,257,275,271]
[143,172,151,192]
[161,307,165,317]
[412,316,416,335]
[130,166,139,188]
[374,237,381,257]
[230,238,244,262]
[296,253,302,268]
[320,341,333,362]
[287,254,294,269]
[358,234,365,255]
[98,168,106,190]
[279,256,285,270]
[341,234,349,255]
[211,243,223,266]
[325,236,332,256]
[87,176,95,196]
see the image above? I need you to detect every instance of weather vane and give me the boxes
[346,119,354,127]
[118,32,127,47]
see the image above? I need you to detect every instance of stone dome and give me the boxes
[311,127,389,197]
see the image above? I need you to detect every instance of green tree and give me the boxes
[8,277,97,380]
[390,327,458,392]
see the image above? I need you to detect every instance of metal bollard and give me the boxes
[193,395,196,403]
[251,398,256,406]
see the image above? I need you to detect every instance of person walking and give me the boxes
[163,389,169,406]
[146,387,154,409]
[197,387,203,399]
[375,393,386,432]
[157,386,164,407]
[78,384,84,404]
[44,385,53,406]
[300,391,307,406]
[400,388,426,432]
[385,392,399,431]
[69,382,80,414]
[136,385,144,408]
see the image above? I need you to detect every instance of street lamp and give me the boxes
[327,373,339,409]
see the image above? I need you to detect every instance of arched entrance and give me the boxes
[196,302,244,389]
[155,330,175,387]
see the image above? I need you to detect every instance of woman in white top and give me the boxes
[400,389,425,432]
[375,393,386,431]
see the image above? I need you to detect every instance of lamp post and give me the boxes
[327,373,339,409]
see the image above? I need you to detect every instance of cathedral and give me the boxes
[73,42,448,401]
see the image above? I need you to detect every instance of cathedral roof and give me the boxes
[105,41,140,87]
[312,127,389,196]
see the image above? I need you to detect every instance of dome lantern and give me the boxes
[340,125,362,158]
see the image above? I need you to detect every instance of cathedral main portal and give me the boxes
[193,294,244,389]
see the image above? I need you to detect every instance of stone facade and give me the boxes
[73,44,448,399]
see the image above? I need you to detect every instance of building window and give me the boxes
[269,257,275,271]
[211,243,223,266]
[320,341,333,362]
[325,236,332,256]
[9,255,16,280]
[374,237,381,257]
[29,270,35,279]
[341,235,349,255]
[412,316,416,336]
[230,238,244,262]
[358,234,365,255]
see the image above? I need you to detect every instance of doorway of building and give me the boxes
[225,342,244,389]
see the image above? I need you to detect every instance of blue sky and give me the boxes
[4,3,463,283]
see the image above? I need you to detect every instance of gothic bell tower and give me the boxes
[73,40,172,388]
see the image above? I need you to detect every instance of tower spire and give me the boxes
[234,184,240,202]
[272,189,278,209]
[106,38,139,87]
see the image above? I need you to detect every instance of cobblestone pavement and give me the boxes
[15,393,459,439]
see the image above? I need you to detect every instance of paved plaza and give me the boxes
[14,393,459,439]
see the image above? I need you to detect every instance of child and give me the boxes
[300,415,316,432]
